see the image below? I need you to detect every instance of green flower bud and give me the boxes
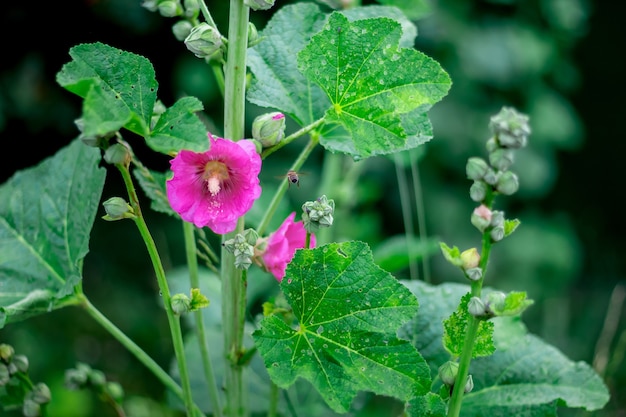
[302,195,335,234]
[460,248,480,270]
[252,112,286,147]
[172,20,193,41]
[185,23,223,59]
[469,180,488,202]
[65,367,89,390]
[490,210,505,228]
[248,22,261,47]
[0,364,10,385]
[496,171,519,195]
[438,361,459,386]
[171,293,192,315]
[483,168,499,186]
[88,369,106,388]
[141,0,158,12]
[489,148,515,171]
[466,157,489,181]
[158,0,182,17]
[465,267,482,281]
[485,291,506,315]
[489,107,531,149]
[490,225,505,242]
[485,137,498,153]
[104,143,131,167]
[31,383,51,404]
[471,205,492,233]
[244,0,275,11]
[12,354,29,373]
[183,0,199,17]
[106,381,125,403]
[223,231,257,270]
[22,399,40,417]
[102,197,135,221]
[0,344,14,362]
[468,297,487,317]
[464,374,474,393]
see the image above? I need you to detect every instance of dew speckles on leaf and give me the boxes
[272,362,279,367]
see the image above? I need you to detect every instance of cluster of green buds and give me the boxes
[468,290,534,320]
[440,243,483,282]
[466,106,530,203]
[1,343,51,417]
[469,205,513,243]
[65,363,124,408]
[223,229,259,270]
[141,0,199,18]
[252,112,286,148]
[438,361,473,395]
[302,195,335,234]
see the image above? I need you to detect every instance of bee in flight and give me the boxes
[276,170,306,188]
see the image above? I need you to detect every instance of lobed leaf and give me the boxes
[0,140,106,328]
[253,241,430,413]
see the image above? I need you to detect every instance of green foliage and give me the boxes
[443,293,495,358]
[0,140,106,328]
[253,241,429,412]
[400,281,610,416]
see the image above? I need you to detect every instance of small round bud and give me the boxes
[248,22,261,47]
[0,364,10,385]
[31,383,51,404]
[185,23,223,59]
[158,0,182,17]
[104,143,131,167]
[172,20,193,42]
[469,180,488,202]
[302,195,335,233]
[485,291,506,315]
[22,399,41,417]
[141,0,158,12]
[490,210,505,228]
[12,355,29,373]
[468,297,487,317]
[0,344,14,362]
[464,374,474,393]
[460,248,480,270]
[65,364,89,390]
[489,107,531,149]
[466,157,489,181]
[252,112,286,147]
[496,171,519,195]
[489,148,515,172]
[244,0,275,10]
[102,197,135,221]
[438,361,459,386]
[171,293,192,315]
[482,168,499,186]
[471,205,492,233]
[107,381,125,403]
[89,369,106,388]
[465,267,483,281]
[490,225,505,242]
[485,137,498,153]
[183,0,199,17]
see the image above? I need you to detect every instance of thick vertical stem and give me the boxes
[221,1,249,416]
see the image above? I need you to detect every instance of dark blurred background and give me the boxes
[0,0,624,416]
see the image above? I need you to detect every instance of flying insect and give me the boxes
[276,170,306,188]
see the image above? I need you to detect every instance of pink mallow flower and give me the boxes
[166,134,262,234]
[263,212,315,282]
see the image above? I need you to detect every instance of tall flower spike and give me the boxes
[166,134,262,234]
[262,212,315,282]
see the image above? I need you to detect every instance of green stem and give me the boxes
[183,221,223,417]
[394,153,418,280]
[222,1,249,415]
[410,153,431,283]
[261,118,325,159]
[257,134,320,235]
[267,382,279,417]
[79,295,204,416]
[116,162,197,417]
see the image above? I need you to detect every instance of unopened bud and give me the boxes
[468,297,487,317]
[490,210,505,228]
[466,157,489,181]
[302,195,335,233]
[471,205,492,233]
[485,291,506,315]
[0,364,9,385]
[171,293,192,315]
[464,375,474,393]
[483,168,499,186]
[244,0,275,10]
[496,171,519,195]
[438,361,459,386]
[465,267,482,281]
[460,248,480,270]
[248,22,261,47]
[102,197,135,221]
[172,20,193,41]
[183,0,199,17]
[0,344,14,362]
[104,143,131,167]
[22,399,40,417]
[469,180,488,202]
[252,112,286,147]
[12,355,29,373]
[141,0,159,12]
[31,383,51,404]
[490,225,505,242]
[158,0,182,17]
[107,381,125,403]
[489,148,515,171]
[185,23,223,59]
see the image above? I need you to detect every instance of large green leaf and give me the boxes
[253,241,430,413]
[399,281,610,416]
[297,12,451,160]
[247,3,441,160]
[0,139,106,328]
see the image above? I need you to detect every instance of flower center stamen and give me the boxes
[203,161,230,196]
